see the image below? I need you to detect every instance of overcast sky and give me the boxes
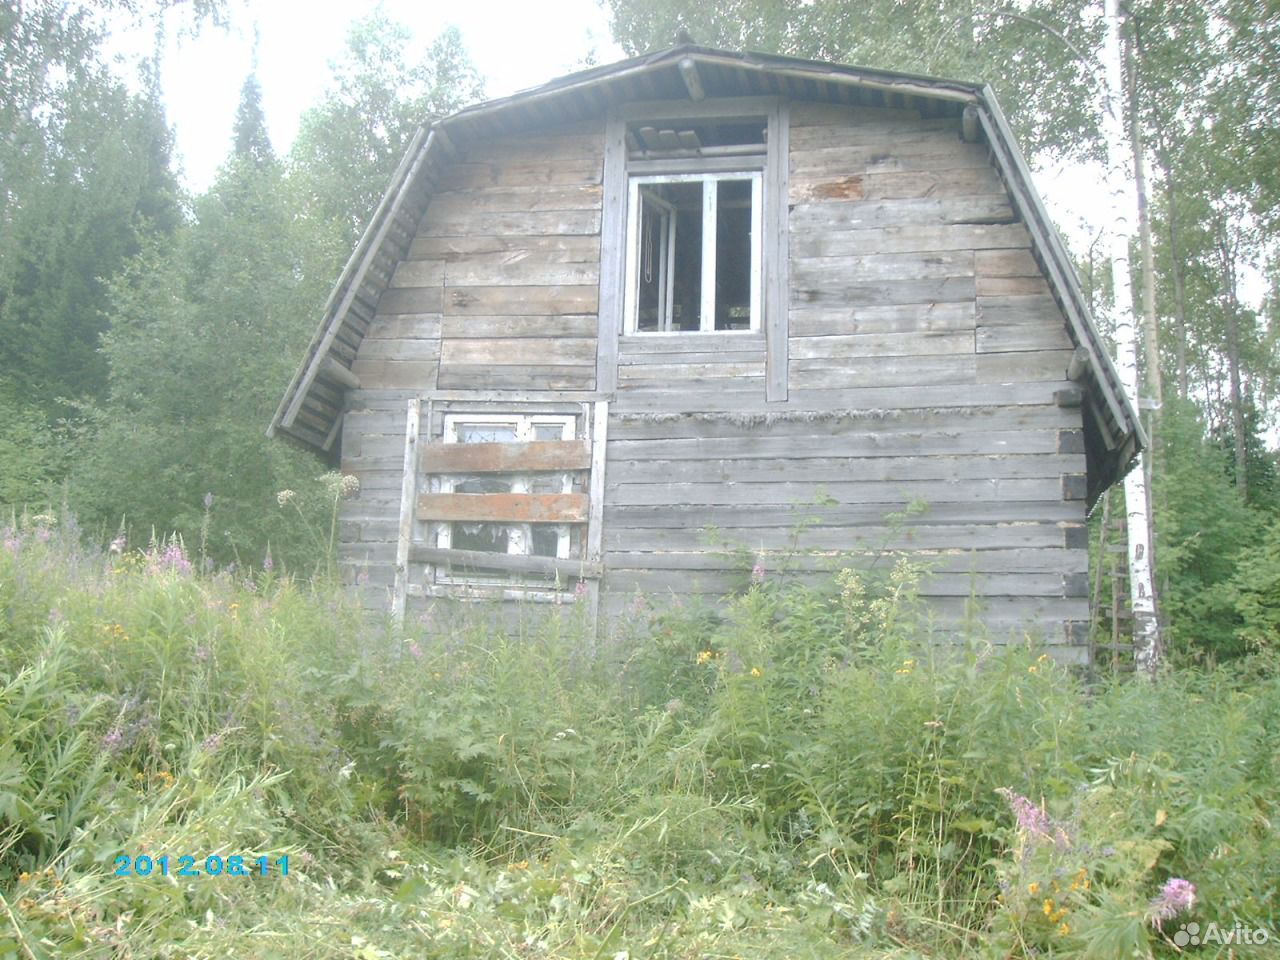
[120,0,623,192]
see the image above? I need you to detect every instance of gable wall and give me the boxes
[336,102,1092,657]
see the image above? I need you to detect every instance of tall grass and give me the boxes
[1,513,1276,957]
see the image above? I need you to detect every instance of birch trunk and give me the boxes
[1102,0,1162,675]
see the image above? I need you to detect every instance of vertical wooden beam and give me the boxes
[584,399,610,640]
[765,100,790,402]
[392,398,421,629]
[596,115,628,394]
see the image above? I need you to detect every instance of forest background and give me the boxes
[2,0,1279,659]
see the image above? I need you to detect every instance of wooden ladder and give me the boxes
[1090,488,1135,669]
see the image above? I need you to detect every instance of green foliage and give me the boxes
[0,390,68,508]
[1227,515,1280,651]
[1,524,1277,957]
[288,16,484,253]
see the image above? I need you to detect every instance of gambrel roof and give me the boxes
[269,44,1144,499]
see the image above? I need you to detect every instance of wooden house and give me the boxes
[269,45,1143,661]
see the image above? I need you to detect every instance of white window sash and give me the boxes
[623,170,763,335]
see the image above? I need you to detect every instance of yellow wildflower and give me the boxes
[750,666,762,678]
[18,872,30,884]
[1028,882,1039,895]
[1043,898,1055,917]
[1057,922,1070,936]
[696,650,713,665]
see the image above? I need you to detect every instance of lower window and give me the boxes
[433,412,577,584]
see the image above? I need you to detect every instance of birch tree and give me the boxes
[1101,0,1163,674]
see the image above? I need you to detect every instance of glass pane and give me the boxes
[532,422,568,441]
[636,181,702,331]
[530,526,560,558]
[529,474,569,494]
[635,197,668,332]
[453,522,510,554]
[455,422,517,443]
[715,178,754,330]
[455,476,512,495]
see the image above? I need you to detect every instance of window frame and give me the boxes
[433,412,577,585]
[597,96,790,399]
[622,170,764,335]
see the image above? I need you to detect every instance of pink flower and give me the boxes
[407,641,423,660]
[996,788,1053,838]
[751,561,766,584]
[1148,878,1196,927]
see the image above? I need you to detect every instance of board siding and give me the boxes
[338,99,1093,656]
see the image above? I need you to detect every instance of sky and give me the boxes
[119,0,625,192]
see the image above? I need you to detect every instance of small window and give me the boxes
[434,413,576,584]
[621,116,766,335]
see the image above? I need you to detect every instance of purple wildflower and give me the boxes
[996,788,1053,838]
[202,733,223,752]
[1148,878,1196,927]
[35,527,51,543]
[574,580,589,599]
[751,561,766,584]
[263,550,273,572]
[194,646,209,662]
[407,640,423,660]
[102,727,124,753]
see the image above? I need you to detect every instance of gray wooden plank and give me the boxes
[977,323,1072,353]
[789,197,1015,232]
[790,223,1032,259]
[791,250,975,283]
[348,359,439,390]
[392,399,421,627]
[791,276,977,308]
[440,337,597,366]
[409,234,601,262]
[789,330,974,359]
[376,286,445,315]
[606,476,1078,507]
[595,114,627,396]
[441,315,597,339]
[790,302,976,338]
[421,208,601,237]
[445,285,598,316]
[363,315,443,340]
[606,428,1064,461]
[766,99,790,402]
[790,167,1004,203]
[605,453,1085,484]
[435,364,595,391]
[789,354,977,389]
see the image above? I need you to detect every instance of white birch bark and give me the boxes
[1101,0,1162,674]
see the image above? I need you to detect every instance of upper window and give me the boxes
[622,117,767,335]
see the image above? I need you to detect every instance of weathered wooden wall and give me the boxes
[602,101,1088,655]
[336,101,1091,658]
[337,121,606,600]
